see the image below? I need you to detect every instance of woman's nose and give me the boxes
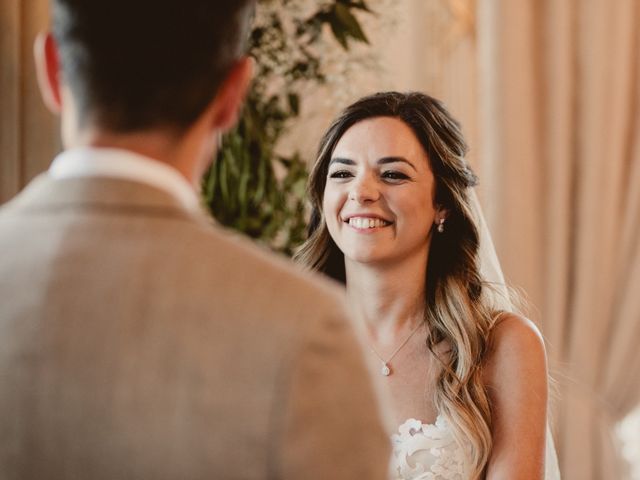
[348,175,380,203]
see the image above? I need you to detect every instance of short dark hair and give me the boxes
[52,0,255,133]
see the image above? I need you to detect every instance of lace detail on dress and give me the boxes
[390,415,467,480]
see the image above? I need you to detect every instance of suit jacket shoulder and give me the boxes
[0,175,390,480]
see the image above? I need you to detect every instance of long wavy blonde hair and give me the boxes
[295,91,508,478]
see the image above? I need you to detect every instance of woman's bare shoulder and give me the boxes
[483,313,547,388]
[482,317,549,476]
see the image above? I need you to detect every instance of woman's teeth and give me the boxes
[348,217,389,229]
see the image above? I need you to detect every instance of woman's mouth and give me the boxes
[345,216,392,229]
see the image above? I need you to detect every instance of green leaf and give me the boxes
[340,0,373,13]
[287,93,300,116]
[238,157,250,217]
[328,16,350,50]
[334,4,369,44]
[219,154,230,206]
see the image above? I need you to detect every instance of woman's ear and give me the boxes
[33,32,62,114]
[435,207,449,223]
[434,208,449,233]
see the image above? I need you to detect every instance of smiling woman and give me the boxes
[295,91,559,480]
[323,116,437,267]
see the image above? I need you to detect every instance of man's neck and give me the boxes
[63,123,216,186]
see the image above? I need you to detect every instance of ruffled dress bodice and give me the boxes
[390,415,466,480]
[391,415,561,479]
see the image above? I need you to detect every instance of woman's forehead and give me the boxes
[332,117,428,166]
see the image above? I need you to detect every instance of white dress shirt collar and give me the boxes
[49,147,202,213]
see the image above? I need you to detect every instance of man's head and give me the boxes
[36,0,254,161]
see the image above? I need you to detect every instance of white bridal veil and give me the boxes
[470,191,561,479]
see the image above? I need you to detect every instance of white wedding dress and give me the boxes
[387,192,561,480]
[389,415,561,479]
[390,415,465,479]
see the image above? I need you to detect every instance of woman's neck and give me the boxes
[345,253,428,344]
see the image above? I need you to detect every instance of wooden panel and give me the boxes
[0,0,60,204]
[0,0,21,203]
[20,0,60,184]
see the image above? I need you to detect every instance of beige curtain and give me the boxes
[376,0,482,170]
[478,0,640,478]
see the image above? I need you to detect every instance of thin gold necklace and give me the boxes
[368,322,424,376]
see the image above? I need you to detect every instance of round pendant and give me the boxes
[381,364,391,376]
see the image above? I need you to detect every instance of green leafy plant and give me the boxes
[202,0,372,256]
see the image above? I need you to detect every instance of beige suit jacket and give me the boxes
[0,173,390,479]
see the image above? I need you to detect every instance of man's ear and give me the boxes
[34,32,62,114]
[209,56,254,132]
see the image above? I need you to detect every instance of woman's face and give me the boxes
[323,116,439,266]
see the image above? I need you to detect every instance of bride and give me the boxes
[296,92,560,479]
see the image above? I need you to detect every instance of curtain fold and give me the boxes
[479,0,640,477]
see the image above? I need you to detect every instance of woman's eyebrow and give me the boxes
[329,157,356,166]
[377,156,417,172]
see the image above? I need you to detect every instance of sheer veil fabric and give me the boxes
[471,191,561,479]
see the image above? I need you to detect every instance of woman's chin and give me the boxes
[344,249,393,266]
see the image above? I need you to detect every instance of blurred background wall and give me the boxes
[0,0,59,202]
[1,0,638,478]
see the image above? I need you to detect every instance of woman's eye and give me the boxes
[382,171,410,181]
[328,170,353,179]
